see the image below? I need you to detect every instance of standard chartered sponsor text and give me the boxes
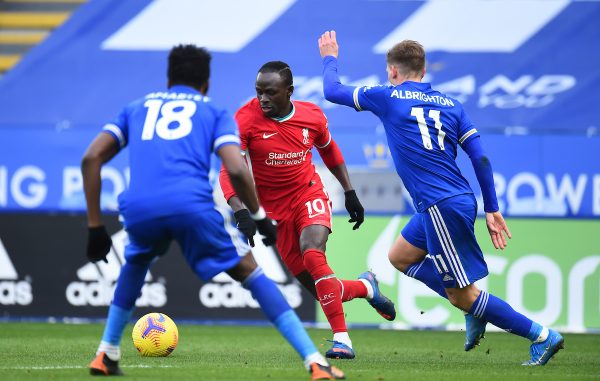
[265,150,308,166]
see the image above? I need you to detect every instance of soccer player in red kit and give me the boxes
[220,61,396,359]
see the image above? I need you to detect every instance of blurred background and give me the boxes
[0,0,598,333]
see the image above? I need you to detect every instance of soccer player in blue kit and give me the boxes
[82,44,344,380]
[318,31,563,366]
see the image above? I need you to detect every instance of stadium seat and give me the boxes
[0,0,85,77]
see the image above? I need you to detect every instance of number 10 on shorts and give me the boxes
[305,199,327,219]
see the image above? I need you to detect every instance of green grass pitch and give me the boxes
[0,323,598,380]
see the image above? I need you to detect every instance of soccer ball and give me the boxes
[132,312,179,357]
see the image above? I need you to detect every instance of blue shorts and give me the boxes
[123,207,249,281]
[401,194,488,289]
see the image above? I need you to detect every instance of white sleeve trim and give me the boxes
[459,128,478,144]
[103,123,126,148]
[352,87,362,111]
[213,134,241,150]
[314,132,332,149]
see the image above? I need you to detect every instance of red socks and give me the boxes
[339,280,368,302]
[303,249,347,333]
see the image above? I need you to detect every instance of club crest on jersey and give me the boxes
[302,128,309,145]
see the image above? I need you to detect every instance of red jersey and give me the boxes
[221,98,332,220]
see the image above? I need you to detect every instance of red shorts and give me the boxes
[275,188,332,276]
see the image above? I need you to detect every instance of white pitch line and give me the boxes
[0,365,174,370]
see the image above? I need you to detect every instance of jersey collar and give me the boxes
[270,102,295,123]
[404,81,432,92]
[168,84,202,94]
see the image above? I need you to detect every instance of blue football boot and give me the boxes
[358,271,396,321]
[464,313,487,351]
[522,329,564,366]
[325,340,355,360]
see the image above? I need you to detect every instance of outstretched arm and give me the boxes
[462,137,511,249]
[319,30,356,108]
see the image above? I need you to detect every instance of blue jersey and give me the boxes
[353,81,479,212]
[102,85,240,224]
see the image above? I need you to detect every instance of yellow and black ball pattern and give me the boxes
[132,312,178,357]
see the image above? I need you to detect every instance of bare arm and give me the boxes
[218,149,262,246]
[227,195,246,213]
[81,133,120,227]
[219,144,277,246]
[218,144,260,214]
[218,163,248,212]
[316,138,352,191]
[328,163,353,192]
[316,137,364,229]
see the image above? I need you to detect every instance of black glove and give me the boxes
[87,226,112,263]
[344,190,364,230]
[234,209,257,247]
[255,217,277,246]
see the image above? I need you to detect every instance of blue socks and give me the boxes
[101,261,150,345]
[405,257,447,298]
[406,258,546,342]
[103,263,319,360]
[243,267,317,359]
[113,261,150,308]
[527,321,545,342]
[469,290,535,339]
[273,310,317,359]
[101,304,134,345]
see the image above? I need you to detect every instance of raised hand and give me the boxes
[318,30,339,58]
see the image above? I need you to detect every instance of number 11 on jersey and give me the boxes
[411,107,446,151]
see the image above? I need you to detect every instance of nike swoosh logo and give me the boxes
[322,300,336,306]
[263,132,277,139]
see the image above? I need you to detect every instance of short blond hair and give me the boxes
[386,40,425,76]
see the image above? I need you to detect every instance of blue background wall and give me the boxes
[0,0,599,217]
